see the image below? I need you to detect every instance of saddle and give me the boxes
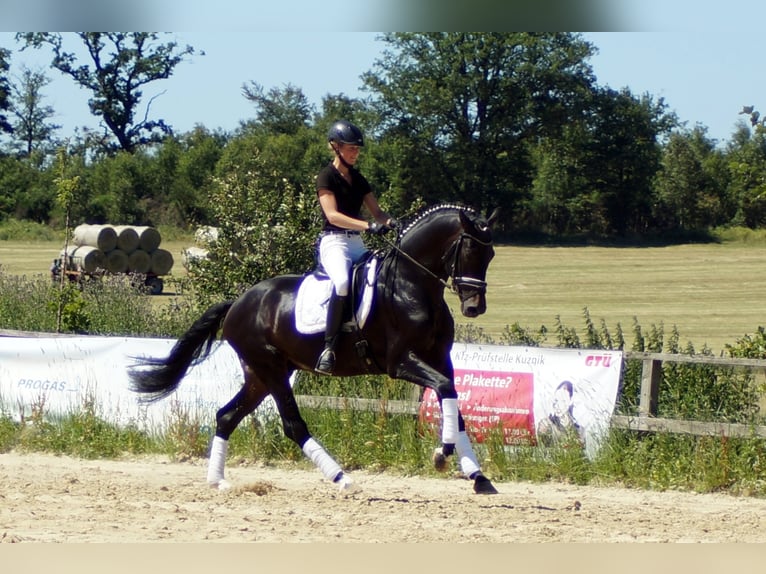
[295,252,380,335]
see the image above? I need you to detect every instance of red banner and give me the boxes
[418,344,623,456]
[420,370,535,444]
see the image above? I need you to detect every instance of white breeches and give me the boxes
[318,233,367,296]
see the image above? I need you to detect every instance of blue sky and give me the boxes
[1,25,763,146]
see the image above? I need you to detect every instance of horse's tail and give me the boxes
[129,300,235,403]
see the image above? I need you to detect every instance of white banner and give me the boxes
[1,336,622,457]
[421,343,623,458]
[0,335,260,432]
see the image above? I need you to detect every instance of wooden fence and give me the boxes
[610,351,766,439]
[297,351,766,440]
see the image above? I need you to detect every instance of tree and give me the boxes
[241,82,313,135]
[653,126,729,233]
[0,47,12,135]
[581,87,676,236]
[147,126,227,226]
[726,127,766,228]
[362,33,598,220]
[189,132,321,306]
[16,33,196,153]
[9,65,60,156]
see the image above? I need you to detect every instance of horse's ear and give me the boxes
[487,207,501,229]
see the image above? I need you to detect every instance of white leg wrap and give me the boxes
[456,431,481,478]
[302,438,343,482]
[207,436,231,490]
[441,398,459,445]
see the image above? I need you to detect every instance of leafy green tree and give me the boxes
[241,82,313,135]
[581,87,676,236]
[188,132,321,306]
[87,150,152,223]
[8,65,60,157]
[653,127,730,233]
[726,126,766,228]
[528,125,598,236]
[0,47,12,136]
[147,127,226,226]
[16,32,196,153]
[0,153,54,221]
[363,33,598,221]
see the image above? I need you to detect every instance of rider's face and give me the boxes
[338,144,361,165]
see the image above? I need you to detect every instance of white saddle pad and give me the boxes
[295,258,377,334]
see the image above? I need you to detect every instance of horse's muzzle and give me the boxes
[460,294,487,318]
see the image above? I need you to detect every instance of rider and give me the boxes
[314,120,395,375]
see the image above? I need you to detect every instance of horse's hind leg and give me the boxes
[269,378,357,492]
[207,363,269,490]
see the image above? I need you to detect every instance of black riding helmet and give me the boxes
[327,120,364,147]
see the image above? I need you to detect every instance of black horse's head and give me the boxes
[451,208,499,318]
[396,204,500,317]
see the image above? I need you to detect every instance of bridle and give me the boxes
[382,229,492,303]
[443,232,492,302]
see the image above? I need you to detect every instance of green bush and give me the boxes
[0,219,62,241]
[0,269,198,336]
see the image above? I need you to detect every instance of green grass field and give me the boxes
[2,238,766,354]
[463,242,766,355]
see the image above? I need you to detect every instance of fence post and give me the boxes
[638,358,662,417]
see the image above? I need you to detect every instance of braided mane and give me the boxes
[399,204,477,238]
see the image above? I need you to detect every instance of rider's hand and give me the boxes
[367,221,391,235]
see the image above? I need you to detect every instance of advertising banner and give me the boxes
[0,335,257,431]
[420,343,623,458]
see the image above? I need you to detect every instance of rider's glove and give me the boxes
[367,221,391,236]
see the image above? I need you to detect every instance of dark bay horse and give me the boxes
[129,204,500,494]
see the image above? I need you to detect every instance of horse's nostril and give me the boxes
[463,306,479,318]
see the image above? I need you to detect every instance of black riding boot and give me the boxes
[315,290,347,375]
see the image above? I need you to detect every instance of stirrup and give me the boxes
[315,348,336,375]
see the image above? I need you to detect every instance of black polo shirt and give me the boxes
[316,162,371,232]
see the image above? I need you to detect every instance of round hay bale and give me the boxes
[61,245,106,273]
[113,225,140,253]
[149,248,174,276]
[133,226,162,252]
[72,224,117,252]
[127,249,152,273]
[104,249,129,273]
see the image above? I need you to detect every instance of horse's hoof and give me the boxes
[209,479,232,491]
[473,473,498,495]
[432,447,448,472]
[335,473,360,493]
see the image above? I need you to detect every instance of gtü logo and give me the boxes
[585,355,612,367]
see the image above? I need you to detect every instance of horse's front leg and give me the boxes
[395,351,498,494]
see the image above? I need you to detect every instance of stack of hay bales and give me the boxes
[64,224,174,276]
